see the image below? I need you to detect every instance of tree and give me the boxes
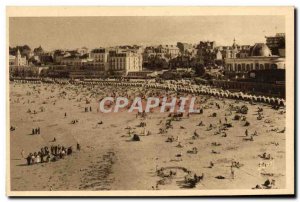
[22,45,31,51]
[195,64,205,76]
[9,45,32,59]
[146,55,169,70]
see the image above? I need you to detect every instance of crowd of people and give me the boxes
[11,78,285,106]
[10,77,286,190]
[32,127,40,135]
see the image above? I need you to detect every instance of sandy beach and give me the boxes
[9,82,286,191]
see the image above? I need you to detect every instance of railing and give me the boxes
[10,78,286,106]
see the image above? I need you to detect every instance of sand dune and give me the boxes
[9,82,286,191]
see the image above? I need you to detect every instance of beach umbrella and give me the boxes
[280,98,285,106]
[270,97,276,105]
[248,95,253,101]
[257,96,262,102]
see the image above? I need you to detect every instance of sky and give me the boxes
[9,16,285,51]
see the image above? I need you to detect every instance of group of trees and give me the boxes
[10,45,49,66]
[10,67,39,78]
[10,45,45,57]
[143,54,207,77]
[144,55,169,70]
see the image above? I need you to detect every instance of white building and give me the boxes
[157,45,180,59]
[76,47,89,56]
[60,53,93,67]
[224,43,285,72]
[90,48,109,71]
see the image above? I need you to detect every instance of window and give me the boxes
[246,64,250,71]
[242,63,245,71]
[237,64,242,71]
[265,63,270,69]
[271,64,277,69]
[259,64,264,70]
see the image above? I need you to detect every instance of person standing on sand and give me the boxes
[254,130,258,136]
[54,145,58,155]
[36,152,41,163]
[40,152,44,163]
[26,154,32,165]
[31,153,36,164]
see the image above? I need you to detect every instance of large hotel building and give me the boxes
[107,50,143,74]
[224,43,285,73]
